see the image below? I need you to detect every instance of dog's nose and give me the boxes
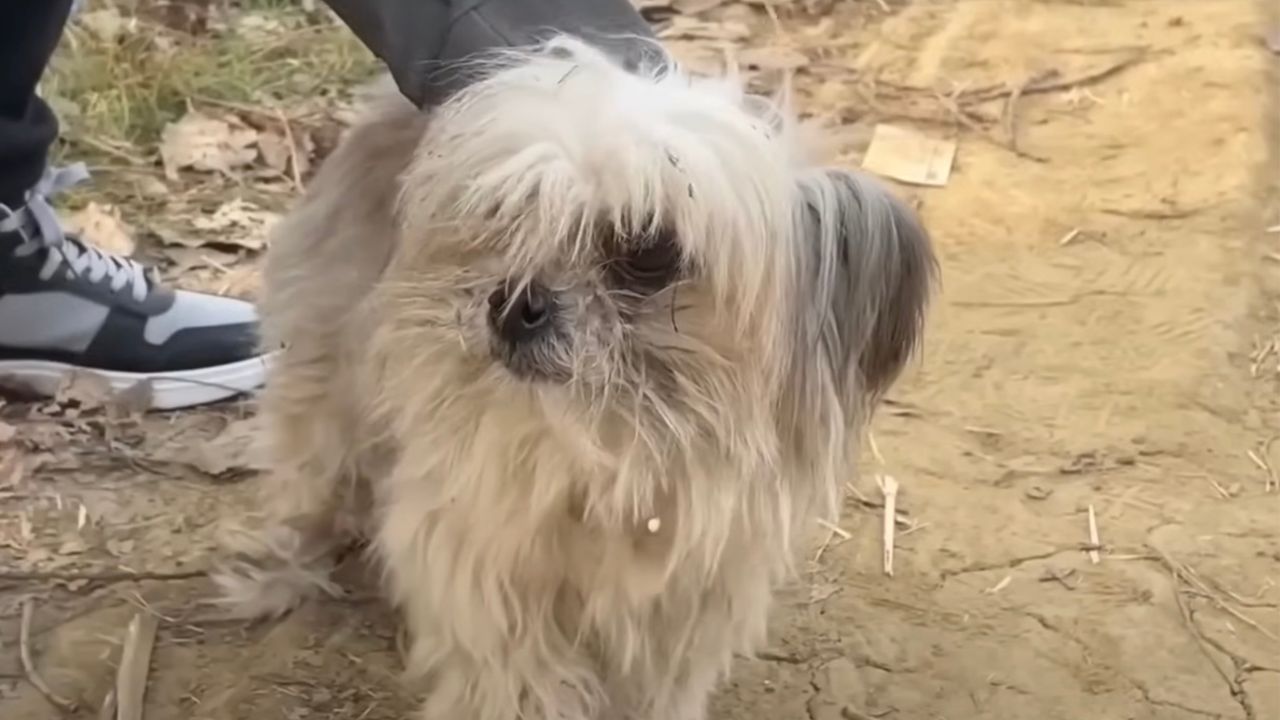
[488,282,555,344]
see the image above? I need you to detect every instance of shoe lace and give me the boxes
[0,163,152,304]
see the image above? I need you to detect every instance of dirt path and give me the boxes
[3,1,1277,719]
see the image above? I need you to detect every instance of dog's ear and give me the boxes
[794,168,937,407]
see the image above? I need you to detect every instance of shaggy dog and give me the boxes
[216,35,936,720]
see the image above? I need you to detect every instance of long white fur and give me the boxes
[214,35,935,720]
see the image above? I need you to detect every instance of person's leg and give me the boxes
[0,3,268,410]
[0,0,71,207]
[321,0,660,108]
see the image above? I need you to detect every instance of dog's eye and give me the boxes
[610,229,681,292]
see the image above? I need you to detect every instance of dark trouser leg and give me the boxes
[320,0,658,108]
[0,0,74,208]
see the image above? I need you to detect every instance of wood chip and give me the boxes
[115,612,160,720]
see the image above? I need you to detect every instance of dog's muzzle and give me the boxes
[487,281,566,381]
[488,281,555,345]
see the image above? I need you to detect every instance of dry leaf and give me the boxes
[663,41,726,76]
[54,370,115,412]
[180,416,264,479]
[0,448,22,491]
[77,8,131,43]
[673,0,726,13]
[659,16,752,42]
[738,46,809,71]
[189,198,280,251]
[65,202,135,256]
[160,111,259,180]
[234,12,286,41]
[861,124,957,187]
[257,130,291,174]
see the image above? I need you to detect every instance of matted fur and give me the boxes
[215,36,936,720]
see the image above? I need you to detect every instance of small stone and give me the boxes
[1025,485,1053,501]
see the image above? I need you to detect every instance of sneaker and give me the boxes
[0,164,267,410]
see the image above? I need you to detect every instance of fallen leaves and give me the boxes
[189,199,280,251]
[76,7,133,44]
[660,16,753,42]
[160,111,259,180]
[737,45,809,71]
[64,202,136,256]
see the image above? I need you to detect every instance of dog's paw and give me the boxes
[209,523,344,620]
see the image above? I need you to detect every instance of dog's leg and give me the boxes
[213,348,358,619]
[375,489,606,720]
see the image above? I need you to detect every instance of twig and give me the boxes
[934,91,1048,162]
[812,517,851,564]
[1002,70,1054,152]
[1246,438,1278,492]
[1101,206,1201,220]
[984,575,1013,594]
[953,289,1129,308]
[276,108,304,191]
[866,432,886,465]
[115,613,160,720]
[20,599,78,713]
[1164,556,1240,691]
[0,569,205,583]
[815,517,852,540]
[1086,504,1101,564]
[98,689,117,720]
[877,475,899,576]
[67,134,151,166]
[1057,227,1082,246]
[1205,476,1233,499]
[960,50,1149,103]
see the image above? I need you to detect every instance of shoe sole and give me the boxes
[0,355,271,411]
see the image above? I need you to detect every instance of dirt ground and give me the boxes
[2,0,1278,718]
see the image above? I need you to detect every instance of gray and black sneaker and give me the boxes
[0,164,267,410]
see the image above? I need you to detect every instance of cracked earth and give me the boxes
[3,0,1279,719]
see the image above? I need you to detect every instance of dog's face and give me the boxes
[378,38,935,482]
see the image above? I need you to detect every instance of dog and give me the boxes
[215,35,936,720]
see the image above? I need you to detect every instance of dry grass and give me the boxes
[41,1,378,207]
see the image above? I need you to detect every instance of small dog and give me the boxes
[216,36,935,720]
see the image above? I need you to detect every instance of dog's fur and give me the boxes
[215,36,936,720]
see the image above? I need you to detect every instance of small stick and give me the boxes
[1205,477,1233,499]
[98,689,117,720]
[812,527,840,564]
[275,108,304,191]
[815,517,852,540]
[1057,228,1082,246]
[984,575,1013,594]
[1086,504,1101,563]
[0,569,205,583]
[866,432,886,465]
[1246,438,1278,492]
[812,517,851,564]
[877,475,899,576]
[960,50,1149,103]
[115,612,160,720]
[19,599,78,712]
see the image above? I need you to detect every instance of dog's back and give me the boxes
[259,86,427,357]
